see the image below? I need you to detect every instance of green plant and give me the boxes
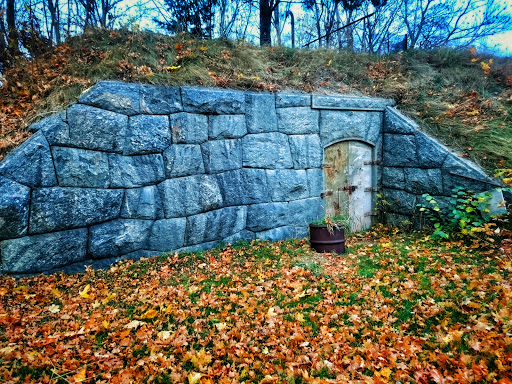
[374,192,391,224]
[417,186,496,240]
[310,215,350,234]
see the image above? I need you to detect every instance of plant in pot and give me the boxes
[309,215,350,254]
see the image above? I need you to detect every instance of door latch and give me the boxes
[339,185,357,195]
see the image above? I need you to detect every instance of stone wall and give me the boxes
[0,81,499,275]
[382,107,499,225]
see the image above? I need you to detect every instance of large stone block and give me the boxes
[404,168,443,195]
[245,92,277,133]
[85,250,161,272]
[415,132,449,168]
[79,81,140,115]
[201,139,242,173]
[277,107,319,134]
[89,219,153,259]
[242,133,293,169]
[163,144,205,178]
[67,104,127,153]
[275,93,311,108]
[109,153,165,188]
[382,167,405,189]
[125,115,171,155]
[441,154,498,195]
[288,197,324,226]
[383,107,418,134]
[383,134,418,167]
[185,206,247,245]
[178,241,218,254]
[313,95,394,111]
[442,172,494,196]
[266,169,309,202]
[241,168,271,204]
[29,188,123,233]
[365,112,384,144]
[246,202,289,231]
[181,87,245,114]
[148,218,186,251]
[209,114,247,139]
[0,177,30,240]
[0,132,57,188]
[121,186,164,219]
[216,169,270,206]
[28,114,70,146]
[319,110,368,145]
[159,175,222,218]
[442,154,493,182]
[224,229,255,244]
[382,188,417,215]
[256,226,307,241]
[141,85,182,114]
[288,134,322,169]
[170,112,208,144]
[215,170,244,207]
[1,229,88,274]
[52,147,109,188]
[307,168,323,198]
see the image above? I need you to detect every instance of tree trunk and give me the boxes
[259,0,272,46]
[219,0,226,37]
[344,9,354,51]
[6,0,18,55]
[335,5,342,49]
[0,14,7,66]
[273,3,281,46]
[48,0,61,44]
[313,1,322,47]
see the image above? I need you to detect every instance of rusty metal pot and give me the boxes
[309,224,346,254]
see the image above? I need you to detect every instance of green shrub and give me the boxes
[418,186,496,240]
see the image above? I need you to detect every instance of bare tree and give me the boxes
[217,0,246,38]
[303,0,325,47]
[259,0,280,45]
[6,0,17,54]
[401,0,512,50]
[357,0,400,53]
[45,0,61,43]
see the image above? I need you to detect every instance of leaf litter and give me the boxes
[0,227,511,383]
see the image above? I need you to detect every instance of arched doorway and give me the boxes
[323,141,374,232]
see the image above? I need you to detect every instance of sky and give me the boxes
[485,30,512,56]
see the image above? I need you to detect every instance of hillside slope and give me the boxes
[1,29,511,172]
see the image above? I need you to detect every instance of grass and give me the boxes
[1,228,511,382]
[1,28,511,172]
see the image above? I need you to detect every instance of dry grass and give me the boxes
[1,29,511,170]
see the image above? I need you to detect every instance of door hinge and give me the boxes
[338,186,357,196]
[363,160,382,165]
[320,190,333,198]
[364,187,380,193]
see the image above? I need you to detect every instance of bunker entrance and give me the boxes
[323,141,374,232]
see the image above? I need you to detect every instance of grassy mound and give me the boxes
[1,29,511,171]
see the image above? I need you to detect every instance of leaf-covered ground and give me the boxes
[1,228,512,383]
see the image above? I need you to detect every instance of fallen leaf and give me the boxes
[79,284,91,299]
[48,304,61,313]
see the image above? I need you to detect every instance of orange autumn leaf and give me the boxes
[73,367,87,382]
